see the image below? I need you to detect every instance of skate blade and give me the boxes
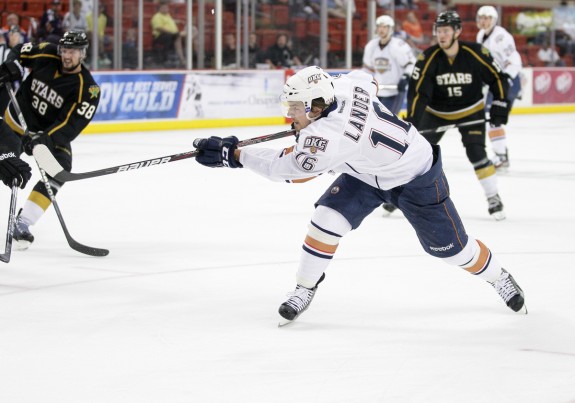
[13,240,31,251]
[490,211,506,221]
[516,303,528,315]
[278,318,294,327]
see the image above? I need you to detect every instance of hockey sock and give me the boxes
[488,126,508,155]
[443,238,501,283]
[473,157,499,198]
[296,206,352,289]
[20,191,50,226]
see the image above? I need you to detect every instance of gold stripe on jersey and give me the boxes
[461,45,505,98]
[49,102,77,136]
[410,48,442,118]
[425,99,485,120]
[20,53,60,61]
[28,190,52,211]
[474,164,496,180]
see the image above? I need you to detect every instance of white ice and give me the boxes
[0,113,574,403]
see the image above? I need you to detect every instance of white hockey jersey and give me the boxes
[239,70,433,191]
[362,36,416,97]
[477,25,522,79]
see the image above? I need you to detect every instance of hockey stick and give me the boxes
[33,128,297,183]
[5,82,109,257]
[418,119,487,135]
[0,179,19,263]
[378,84,398,90]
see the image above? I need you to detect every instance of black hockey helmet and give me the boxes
[59,30,89,49]
[434,10,462,31]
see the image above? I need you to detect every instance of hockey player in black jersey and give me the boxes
[0,30,101,249]
[404,11,509,221]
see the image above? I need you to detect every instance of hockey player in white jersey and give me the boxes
[362,15,416,116]
[477,5,522,170]
[193,66,527,325]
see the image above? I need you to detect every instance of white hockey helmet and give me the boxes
[280,66,335,119]
[376,15,395,42]
[477,6,498,32]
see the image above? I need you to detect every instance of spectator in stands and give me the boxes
[304,0,356,19]
[264,33,302,68]
[122,27,138,69]
[537,42,565,66]
[248,32,265,68]
[2,14,28,44]
[402,11,425,45]
[151,0,186,67]
[87,3,112,67]
[62,0,88,32]
[222,32,238,68]
[37,0,64,44]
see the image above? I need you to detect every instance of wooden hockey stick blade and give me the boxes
[34,128,297,182]
[418,119,487,135]
[0,180,19,263]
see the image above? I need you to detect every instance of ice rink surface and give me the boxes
[0,113,574,403]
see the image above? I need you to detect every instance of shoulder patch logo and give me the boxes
[481,46,491,56]
[417,53,425,61]
[39,42,49,49]
[88,85,100,99]
[303,136,329,153]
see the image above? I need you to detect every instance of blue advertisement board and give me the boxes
[93,73,185,121]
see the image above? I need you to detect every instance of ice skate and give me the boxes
[491,269,527,314]
[278,273,325,326]
[487,194,505,221]
[382,203,397,217]
[13,209,34,250]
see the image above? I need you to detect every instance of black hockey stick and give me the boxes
[6,83,109,257]
[418,119,487,135]
[0,179,19,263]
[33,128,297,182]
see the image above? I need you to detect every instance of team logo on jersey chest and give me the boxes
[303,136,328,153]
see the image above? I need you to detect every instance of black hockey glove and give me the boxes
[0,60,24,83]
[22,131,53,156]
[397,74,410,92]
[194,136,243,168]
[489,99,509,127]
[0,152,32,188]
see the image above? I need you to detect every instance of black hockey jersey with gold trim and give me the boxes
[5,42,100,150]
[407,41,508,126]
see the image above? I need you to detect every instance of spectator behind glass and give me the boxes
[122,27,138,69]
[63,0,88,32]
[87,3,112,66]
[305,0,356,19]
[37,0,64,44]
[2,14,28,44]
[402,11,425,45]
[537,42,565,66]
[248,32,265,68]
[222,32,237,68]
[151,0,187,67]
[265,33,302,68]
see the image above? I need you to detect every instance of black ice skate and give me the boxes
[278,273,325,326]
[382,203,397,217]
[491,269,527,314]
[487,194,505,221]
[13,209,34,250]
